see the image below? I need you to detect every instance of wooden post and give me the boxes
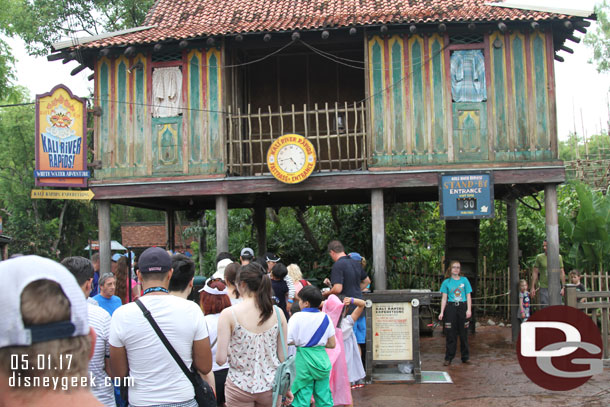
[216,195,229,254]
[199,211,206,275]
[371,189,387,290]
[565,285,577,308]
[254,204,267,256]
[98,201,111,276]
[507,198,520,342]
[545,184,562,306]
[166,209,175,252]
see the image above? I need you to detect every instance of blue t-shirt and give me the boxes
[89,271,100,297]
[93,294,122,316]
[440,277,472,303]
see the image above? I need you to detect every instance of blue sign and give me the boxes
[439,172,494,219]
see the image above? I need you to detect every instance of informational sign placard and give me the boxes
[372,302,413,360]
[35,85,89,187]
[439,172,494,219]
[31,189,95,201]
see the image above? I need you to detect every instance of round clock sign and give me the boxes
[267,134,316,184]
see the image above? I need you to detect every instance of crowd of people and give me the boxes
[0,239,370,407]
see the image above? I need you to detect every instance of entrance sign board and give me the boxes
[439,172,494,219]
[372,302,413,360]
[35,85,88,188]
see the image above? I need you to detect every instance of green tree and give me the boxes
[559,182,610,274]
[4,0,155,56]
[585,0,610,72]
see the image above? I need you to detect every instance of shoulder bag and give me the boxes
[135,299,216,407]
[271,306,296,407]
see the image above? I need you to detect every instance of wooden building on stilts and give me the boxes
[49,0,593,333]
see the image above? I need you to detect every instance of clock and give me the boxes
[267,134,316,184]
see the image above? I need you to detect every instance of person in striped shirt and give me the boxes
[62,256,115,407]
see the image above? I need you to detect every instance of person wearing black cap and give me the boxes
[109,247,212,407]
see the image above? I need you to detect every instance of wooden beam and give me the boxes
[89,166,566,201]
[559,44,574,54]
[98,201,111,276]
[566,34,581,43]
[554,54,565,63]
[371,189,387,290]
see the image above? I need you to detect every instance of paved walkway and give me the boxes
[352,325,610,407]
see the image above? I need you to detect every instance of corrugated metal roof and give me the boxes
[80,0,575,49]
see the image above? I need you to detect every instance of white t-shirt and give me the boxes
[87,302,115,407]
[109,295,208,406]
[204,313,229,372]
[288,310,335,347]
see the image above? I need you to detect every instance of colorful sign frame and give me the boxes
[439,172,494,219]
[35,84,88,187]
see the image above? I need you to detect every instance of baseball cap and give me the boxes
[265,252,280,262]
[138,247,172,273]
[111,253,122,262]
[240,247,254,258]
[0,255,89,347]
[212,258,233,279]
[349,252,363,261]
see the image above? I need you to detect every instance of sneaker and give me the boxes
[462,359,471,364]
[443,360,451,366]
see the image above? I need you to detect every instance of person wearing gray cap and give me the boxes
[239,247,254,265]
[0,255,102,406]
[109,247,212,407]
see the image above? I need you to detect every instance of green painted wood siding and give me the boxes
[93,48,224,180]
[366,30,557,167]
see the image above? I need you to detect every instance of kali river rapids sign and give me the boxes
[35,85,89,188]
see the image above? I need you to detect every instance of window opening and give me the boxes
[450,50,487,103]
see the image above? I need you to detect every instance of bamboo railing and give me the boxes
[225,102,367,176]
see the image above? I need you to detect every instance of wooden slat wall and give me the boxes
[94,47,224,180]
[366,29,557,168]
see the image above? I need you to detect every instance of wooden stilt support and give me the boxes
[216,196,229,254]
[507,198,520,342]
[98,201,111,276]
[545,184,562,306]
[371,189,387,290]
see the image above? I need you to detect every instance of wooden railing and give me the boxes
[225,102,368,176]
[566,285,610,359]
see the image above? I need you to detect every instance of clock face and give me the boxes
[267,134,316,184]
[277,144,306,173]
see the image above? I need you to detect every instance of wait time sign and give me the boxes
[439,172,494,219]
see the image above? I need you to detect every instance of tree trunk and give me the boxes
[293,207,321,253]
[51,201,69,257]
[331,205,341,234]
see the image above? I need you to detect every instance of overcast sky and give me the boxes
[6,0,607,141]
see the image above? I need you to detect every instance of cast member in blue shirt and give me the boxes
[93,273,122,316]
[438,260,472,366]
